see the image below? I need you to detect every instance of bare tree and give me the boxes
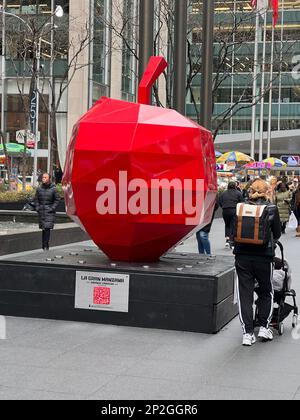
[0,130,12,188]
[3,8,92,187]
[97,0,295,141]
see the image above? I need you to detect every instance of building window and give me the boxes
[92,0,111,102]
[121,0,137,101]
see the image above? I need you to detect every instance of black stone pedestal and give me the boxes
[0,246,238,334]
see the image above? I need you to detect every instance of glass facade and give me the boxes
[121,0,138,101]
[92,0,111,103]
[91,0,138,104]
[187,0,300,136]
[0,0,69,172]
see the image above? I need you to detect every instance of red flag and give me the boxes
[251,0,279,26]
[271,0,279,26]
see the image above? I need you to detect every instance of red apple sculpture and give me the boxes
[62,57,217,262]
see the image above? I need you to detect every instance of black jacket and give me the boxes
[219,189,244,210]
[35,183,61,230]
[234,199,282,261]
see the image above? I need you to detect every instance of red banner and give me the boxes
[271,0,279,26]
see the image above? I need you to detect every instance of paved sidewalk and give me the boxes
[0,219,300,400]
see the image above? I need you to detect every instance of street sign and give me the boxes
[16,130,40,148]
[245,162,272,170]
[280,155,300,166]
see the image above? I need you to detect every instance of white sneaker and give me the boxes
[242,333,256,346]
[258,327,273,341]
[225,241,230,249]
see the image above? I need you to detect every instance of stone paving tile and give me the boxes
[0,365,32,388]
[205,365,300,394]
[97,325,210,345]
[224,341,300,375]
[193,385,292,400]
[87,376,201,401]
[15,366,116,396]
[47,351,137,376]
[292,387,300,400]
[0,386,84,400]
[0,346,66,368]
[1,321,109,352]
[144,336,240,371]
[3,317,58,340]
[75,336,161,359]
[121,358,211,383]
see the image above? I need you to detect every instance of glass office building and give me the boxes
[187,0,300,136]
[1,0,300,171]
[91,0,300,141]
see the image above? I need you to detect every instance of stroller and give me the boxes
[254,241,298,336]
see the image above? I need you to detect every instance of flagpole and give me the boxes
[267,19,275,158]
[259,10,267,162]
[278,0,284,131]
[251,10,260,159]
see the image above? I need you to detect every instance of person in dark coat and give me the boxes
[292,186,300,237]
[219,181,244,248]
[54,166,63,184]
[34,173,61,250]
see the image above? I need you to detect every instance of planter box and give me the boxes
[0,199,66,212]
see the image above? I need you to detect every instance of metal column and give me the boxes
[1,0,7,133]
[138,0,154,82]
[200,0,215,130]
[173,0,188,115]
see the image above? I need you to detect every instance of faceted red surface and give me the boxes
[62,96,217,262]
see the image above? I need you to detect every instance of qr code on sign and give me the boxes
[93,287,111,305]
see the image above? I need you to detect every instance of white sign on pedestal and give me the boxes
[75,271,130,313]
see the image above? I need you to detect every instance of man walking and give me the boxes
[35,173,61,250]
[234,179,281,346]
[219,182,243,248]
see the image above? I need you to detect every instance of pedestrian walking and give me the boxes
[242,181,252,201]
[34,173,61,251]
[196,202,219,255]
[219,181,243,248]
[292,186,300,237]
[276,183,292,234]
[234,179,281,346]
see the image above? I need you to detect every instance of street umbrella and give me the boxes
[215,150,223,158]
[217,151,254,164]
[0,143,30,156]
[263,157,287,168]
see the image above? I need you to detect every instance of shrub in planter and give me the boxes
[0,191,35,203]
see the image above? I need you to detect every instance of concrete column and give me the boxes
[200,0,215,130]
[174,0,188,115]
[138,0,154,82]
[156,1,168,107]
[1,0,6,133]
[110,0,125,100]
[67,0,90,142]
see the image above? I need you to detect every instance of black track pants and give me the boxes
[235,257,274,334]
[222,208,236,240]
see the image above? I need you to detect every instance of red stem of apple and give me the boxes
[138,56,168,105]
